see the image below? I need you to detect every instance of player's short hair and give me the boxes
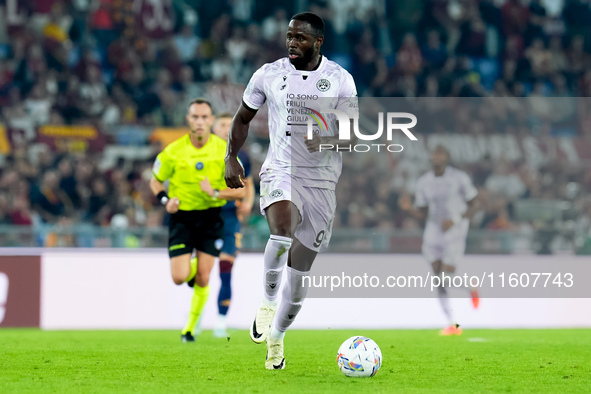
[215,112,233,120]
[433,144,450,158]
[188,97,214,113]
[291,12,324,37]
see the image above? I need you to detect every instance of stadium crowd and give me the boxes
[0,0,590,251]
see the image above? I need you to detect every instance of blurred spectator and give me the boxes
[9,196,33,226]
[565,35,589,79]
[456,11,487,57]
[25,82,53,126]
[79,65,108,118]
[485,161,526,202]
[57,157,80,209]
[524,37,552,79]
[174,25,201,63]
[422,30,448,71]
[396,32,422,76]
[0,194,11,224]
[547,36,568,75]
[91,0,116,48]
[86,178,110,225]
[14,44,47,93]
[262,8,288,42]
[30,170,72,223]
[173,66,205,104]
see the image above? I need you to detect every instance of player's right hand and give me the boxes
[398,194,412,211]
[166,197,180,214]
[225,156,245,189]
[441,219,454,232]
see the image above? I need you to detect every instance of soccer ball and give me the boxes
[337,336,382,377]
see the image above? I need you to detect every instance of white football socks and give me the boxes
[271,266,310,341]
[262,235,292,306]
[437,284,455,326]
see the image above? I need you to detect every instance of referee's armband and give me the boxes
[157,191,169,205]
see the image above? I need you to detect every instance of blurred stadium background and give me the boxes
[0,0,590,256]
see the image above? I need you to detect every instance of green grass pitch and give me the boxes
[1,329,589,393]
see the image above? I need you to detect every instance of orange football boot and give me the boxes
[470,288,480,309]
[440,324,463,336]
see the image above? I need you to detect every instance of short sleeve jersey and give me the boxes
[243,55,357,189]
[414,166,478,225]
[152,134,228,211]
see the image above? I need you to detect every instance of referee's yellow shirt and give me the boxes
[152,133,228,211]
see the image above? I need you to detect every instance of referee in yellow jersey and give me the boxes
[150,98,245,342]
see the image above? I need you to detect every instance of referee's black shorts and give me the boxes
[168,208,224,258]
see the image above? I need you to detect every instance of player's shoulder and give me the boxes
[322,56,354,79]
[417,170,434,184]
[255,58,291,75]
[448,166,470,179]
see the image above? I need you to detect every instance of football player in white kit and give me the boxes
[224,12,357,369]
[399,145,480,335]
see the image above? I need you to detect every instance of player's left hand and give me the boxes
[441,219,454,232]
[200,177,214,196]
[304,134,323,152]
[225,156,245,188]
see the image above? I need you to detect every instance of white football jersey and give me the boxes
[414,166,478,226]
[243,55,357,189]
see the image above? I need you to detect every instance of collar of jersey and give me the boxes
[288,53,324,76]
[187,133,217,149]
[432,166,450,177]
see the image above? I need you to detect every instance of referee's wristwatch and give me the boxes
[213,189,220,198]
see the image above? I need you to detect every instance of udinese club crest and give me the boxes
[316,79,330,92]
[270,189,283,198]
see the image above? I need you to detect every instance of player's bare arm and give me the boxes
[462,195,479,221]
[442,194,479,231]
[304,120,358,152]
[225,105,255,188]
[398,193,428,220]
[149,176,180,214]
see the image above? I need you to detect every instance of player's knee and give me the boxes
[270,227,293,238]
[195,272,210,287]
[171,274,186,285]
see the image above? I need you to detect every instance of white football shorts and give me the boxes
[422,219,469,266]
[259,173,336,252]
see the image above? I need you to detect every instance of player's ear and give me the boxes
[316,35,323,48]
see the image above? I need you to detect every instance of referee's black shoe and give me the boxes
[181,332,196,343]
[186,277,195,288]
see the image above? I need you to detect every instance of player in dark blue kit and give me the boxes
[211,112,255,337]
